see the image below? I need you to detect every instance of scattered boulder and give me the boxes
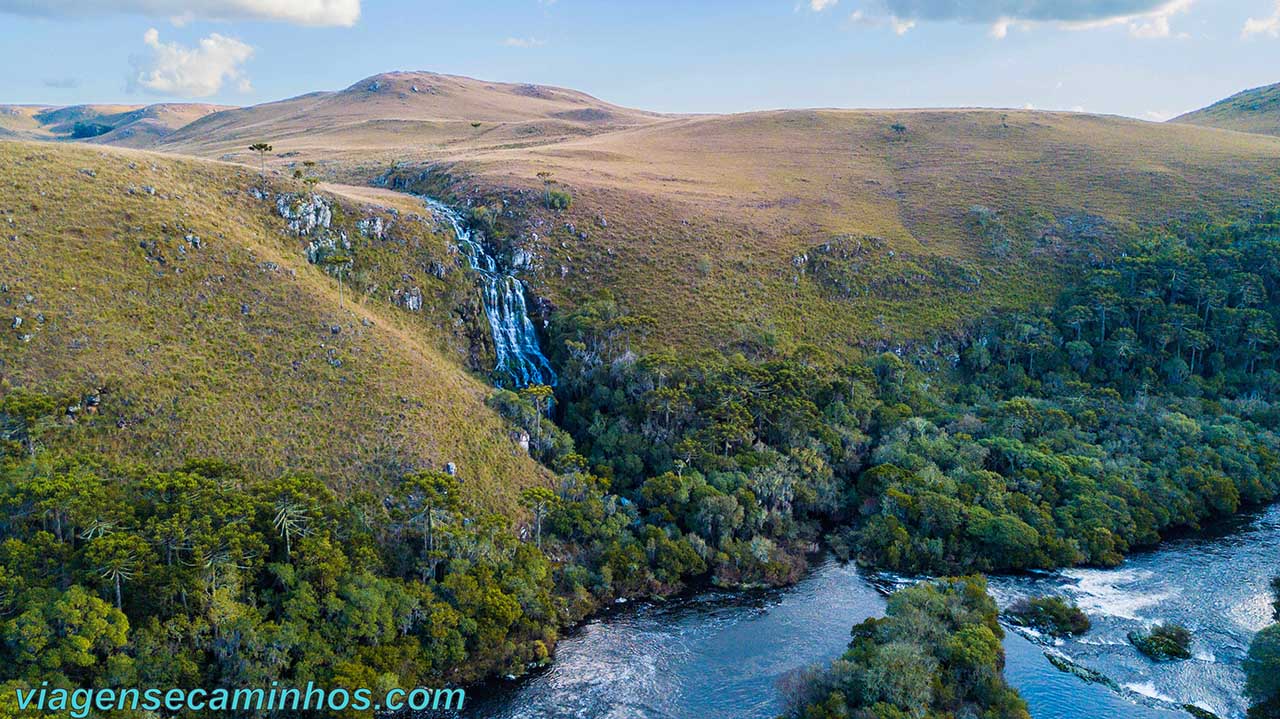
[276,193,333,235]
[356,216,385,239]
[392,287,423,312]
[511,247,534,270]
[512,430,530,453]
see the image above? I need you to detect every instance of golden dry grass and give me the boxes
[471,109,1280,354]
[87,73,1280,355]
[155,71,662,166]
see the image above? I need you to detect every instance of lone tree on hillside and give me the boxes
[519,384,555,451]
[319,250,353,308]
[519,486,560,549]
[248,143,272,181]
[397,471,461,581]
[537,171,554,207]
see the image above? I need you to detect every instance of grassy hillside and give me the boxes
[0,103,229,147]
[438,109,1280,356]
[105,72,1280,357]
[0,140,549,512]
[1173,82,1280,136]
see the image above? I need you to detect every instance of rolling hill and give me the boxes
[0,102,230,147]
[0,140,549,512]
[154,71,662,165]
[1172,81,1280,137]
[134,73,1280,357]
[15,72,1280,361]
[490,109,1280,355]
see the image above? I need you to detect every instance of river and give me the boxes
[467,504,1280,719]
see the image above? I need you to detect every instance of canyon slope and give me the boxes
[0,140,548,509]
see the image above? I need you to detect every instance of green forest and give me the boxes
[6,209,1280,716]
[1246,577,1280,718]
[778,576,1029,719]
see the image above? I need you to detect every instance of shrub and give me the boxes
[547,189,572,211]
[1006,595,1091,637]
[1129,623,1193,661]
[1245,624,1280,716]
[70,121,113,139]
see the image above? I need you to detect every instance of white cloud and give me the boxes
[1244,1,1280,37]
[811,0,838,11]
[890,15,916,34]
[502,36,546,48]
[990,17,1015,38]
[850,9,916,34]
[130,28,253,98]
[1144,109,1176,121]
[0,0,360,27]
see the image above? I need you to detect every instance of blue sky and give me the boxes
[1,0,1278,120]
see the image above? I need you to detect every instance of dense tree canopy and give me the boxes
[1246,577,1280,718]
[779,576,1029,719]
[0,454,560,711]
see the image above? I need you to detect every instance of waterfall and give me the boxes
[422,197,556,389]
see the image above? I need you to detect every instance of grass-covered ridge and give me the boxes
[88,70,1278,357]
[0,140,548,511]
[1173,82,1280,138]
[408,108,1280,357]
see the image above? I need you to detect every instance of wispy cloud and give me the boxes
[810,0,838,11]
[847,8,914,34]
[1058,0,1194,38]
[503,36,546,48]
[1244,1,1280,37]
[845,0,1194,39]
[129,28,253,98]
[0,0,360,27]
[42,77,80,89]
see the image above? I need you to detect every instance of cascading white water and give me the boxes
[423,197,556,388]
